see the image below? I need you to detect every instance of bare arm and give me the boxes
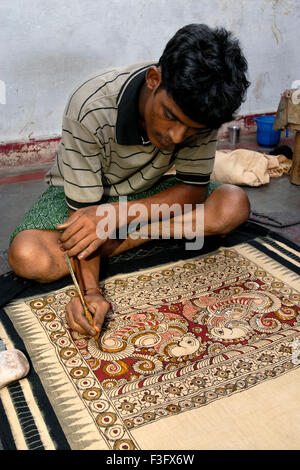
[57,183,207,259]
[61,209,109,336]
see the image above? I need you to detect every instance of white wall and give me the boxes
[0,0,299,142]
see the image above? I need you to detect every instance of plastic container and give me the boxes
[253,115,281,147]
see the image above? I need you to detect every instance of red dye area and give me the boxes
[68,277,299,388]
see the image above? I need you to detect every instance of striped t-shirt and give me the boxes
[46,62,218,210]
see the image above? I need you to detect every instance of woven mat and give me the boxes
[0,234,300,450]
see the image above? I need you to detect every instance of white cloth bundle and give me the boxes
[211,149,292,186]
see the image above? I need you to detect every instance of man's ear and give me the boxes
[145,66,162,92]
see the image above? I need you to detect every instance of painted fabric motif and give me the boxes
[1,238,300,449]
[26,244,300,448]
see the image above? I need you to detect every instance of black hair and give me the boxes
[158,24,250,129]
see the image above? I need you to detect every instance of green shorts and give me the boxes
[10,176,222,244]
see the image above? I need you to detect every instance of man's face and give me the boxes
[142,67,206,150]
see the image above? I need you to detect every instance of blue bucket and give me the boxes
[253,115,281,147]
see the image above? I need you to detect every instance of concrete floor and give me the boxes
[0,175,48,252]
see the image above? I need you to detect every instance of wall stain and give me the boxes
[18,104,35,136]
[260,0,296,15]
[253,72,271,100]
[271,14,282,45]
[268,0,296,45]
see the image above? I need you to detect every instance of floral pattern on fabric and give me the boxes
[26,247,300,449]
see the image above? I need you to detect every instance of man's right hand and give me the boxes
[65,294,111,337]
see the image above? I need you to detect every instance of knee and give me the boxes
[211,184,250,235]
[8,231,53,282]
[226,184,250,220]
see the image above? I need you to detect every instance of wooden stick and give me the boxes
[72,257,85,294]
[290,131,300,185]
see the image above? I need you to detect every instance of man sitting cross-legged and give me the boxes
[8,24,250,337]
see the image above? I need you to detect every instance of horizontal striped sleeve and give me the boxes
[175,171,211,184]
[59,117,105,210]
[174,129,218,185]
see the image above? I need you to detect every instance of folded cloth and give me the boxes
[249,210,300,228]
[267,154,292,178]
[211,149,292,186]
